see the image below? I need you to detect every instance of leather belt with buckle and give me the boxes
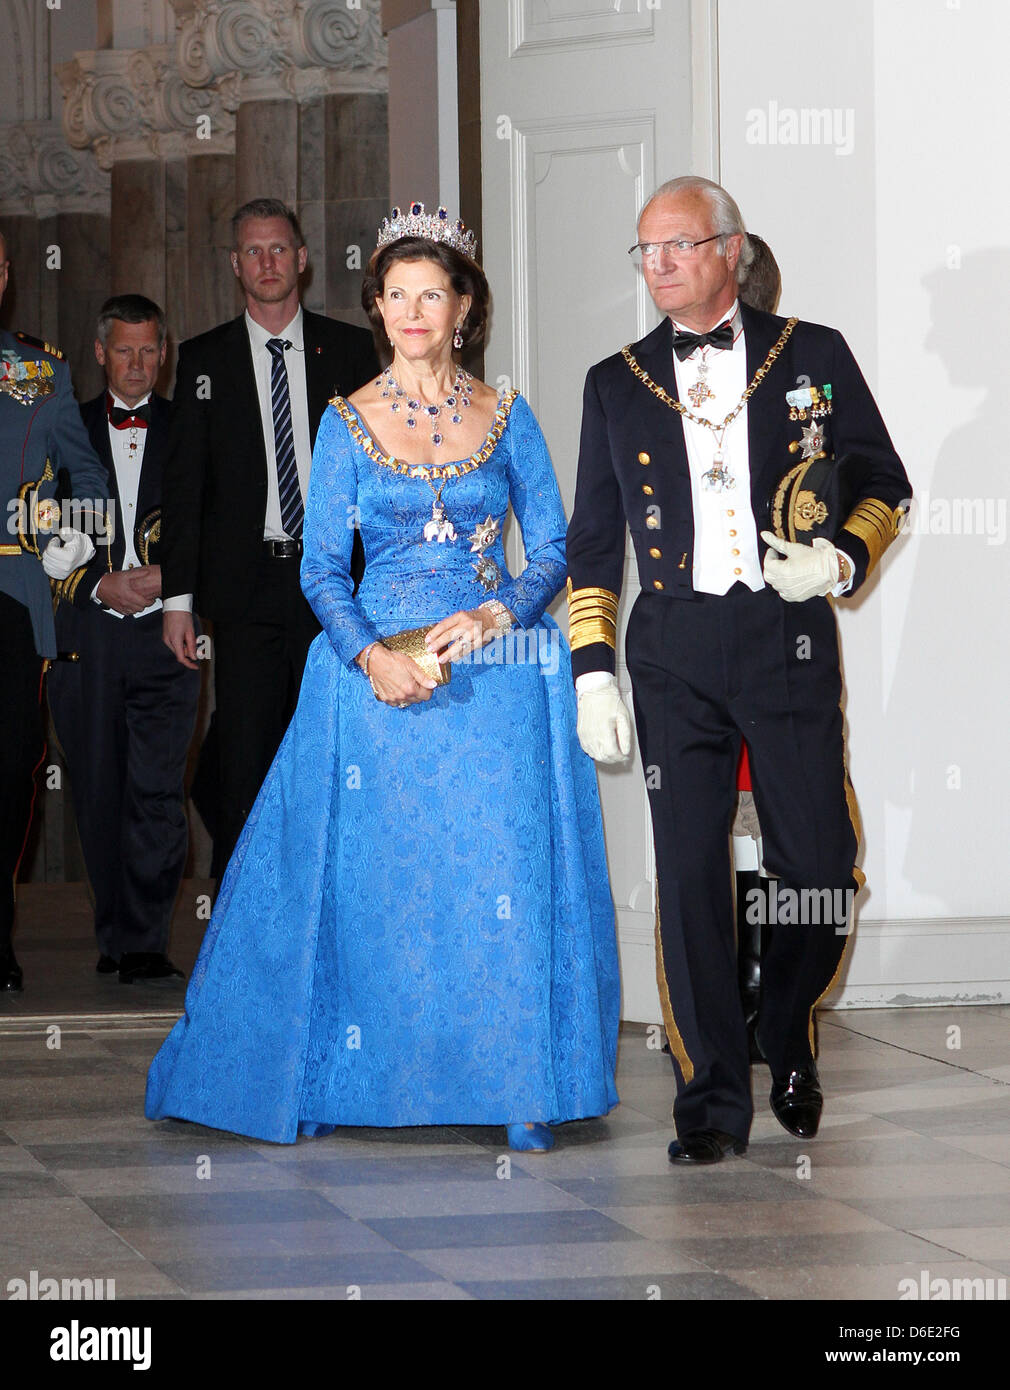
[263,538,302,558]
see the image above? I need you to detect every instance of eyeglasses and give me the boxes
[628,234,723,265]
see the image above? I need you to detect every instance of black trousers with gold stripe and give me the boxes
[0,591,45,951]
[626,584,859,1143]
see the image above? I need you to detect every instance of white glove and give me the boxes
[761,531,838,602]
[577,674,633,763]
[41,527,96,580]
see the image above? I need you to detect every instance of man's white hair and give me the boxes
[641,176,754,285]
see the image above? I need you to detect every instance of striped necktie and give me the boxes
[266,337,304,538]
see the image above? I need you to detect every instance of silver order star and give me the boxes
[468,515,501,554]
[798,421,826,459]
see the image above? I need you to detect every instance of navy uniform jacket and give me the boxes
[566,305,912,678]
[160,310,378,622]
[56,391,170,614]
[0,330,108,659]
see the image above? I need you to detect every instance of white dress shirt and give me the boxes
[94,391,161,620]
[671,300,764,596]
[244,307,313,542]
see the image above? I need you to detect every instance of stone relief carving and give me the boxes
[10,0,387,215]
[58,46,238,169]
[172,0,387,99]
[0,120,110,216]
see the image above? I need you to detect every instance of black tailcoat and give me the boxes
[566,306,912,1143]
[567,306,911,677]
[49,392,200,960]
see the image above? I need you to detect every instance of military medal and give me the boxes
[422,483,457,543]
[468,514,503,590]
[789,420,827,460]
[687,352,716,409]
[701,448,736,492]
[0,350,56,405]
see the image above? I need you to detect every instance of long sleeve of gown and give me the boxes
[300,407,383,666]
[494,395,567,627]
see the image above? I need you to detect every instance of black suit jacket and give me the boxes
[60,391,171,610]
[159,309,378,622]
[566,305,912,677]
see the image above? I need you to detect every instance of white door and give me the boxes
[480,0,717,1020]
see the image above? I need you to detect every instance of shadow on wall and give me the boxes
[885,248,1009,915]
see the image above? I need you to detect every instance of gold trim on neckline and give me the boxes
[330,389,519,481]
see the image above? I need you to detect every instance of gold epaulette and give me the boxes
[15,331,64,360]
[839,499,907,578]
[567,578,619,652]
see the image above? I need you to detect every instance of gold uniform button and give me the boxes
[728,529,737,537]
[638,451,651,465]
[727,509,735,517]
[653,580,664,591]
[645,516,660,529]
[649,547,662,559]
[642,484,654,495]
[731,548,740,557]
[733,567,742,576]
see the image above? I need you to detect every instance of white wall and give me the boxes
[719,0,1009,1003]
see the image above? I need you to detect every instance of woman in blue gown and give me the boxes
[146,206,620,1147]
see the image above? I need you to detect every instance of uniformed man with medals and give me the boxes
[0,230,108,992]
[566,177,911,1163]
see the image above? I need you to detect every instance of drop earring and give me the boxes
[453,323,463,350]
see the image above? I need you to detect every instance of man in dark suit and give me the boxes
[567,176,911,1163]
[48,295,199,986]
[1,228,107,993]
[161,198,378,881]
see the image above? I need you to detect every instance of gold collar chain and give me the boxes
[621,316,798,433]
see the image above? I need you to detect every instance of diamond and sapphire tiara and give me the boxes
[376,202,478,258]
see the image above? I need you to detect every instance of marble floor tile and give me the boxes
[409,1239,706,1283]
[785,1161,1010,1199]
[651,1228,958,1273]
[319,1177,588,1220]
[602,1197,891,1241]
[911,1227,1010,1263]
[841,1193,1010,1231]
[150,1251,441,1294]
[80,1189,353,1230]
[199,1281,473,1300]
[459,1271,757,1300]
[108,1219,403,1262]
[729,1258,1006,1301]
[362,1208,643,1251]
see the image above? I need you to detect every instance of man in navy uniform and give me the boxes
[48,295,200,987]
[567,177,911,1162]
[160,198,378,882]
[0,229,108,993]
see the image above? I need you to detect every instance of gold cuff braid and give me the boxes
[839,498,906,579]
[567,579,619,652]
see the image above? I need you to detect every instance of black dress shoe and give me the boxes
[96,954,120,975]
[668,1128,748,1165]
[770,1063,823,1137]
[118,953,184,986]
[0,948,24,993]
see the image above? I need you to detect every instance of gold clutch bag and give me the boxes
[382,624,451,685]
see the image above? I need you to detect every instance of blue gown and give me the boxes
[146,390,620,1143]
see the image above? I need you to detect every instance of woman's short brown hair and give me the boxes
[362,237,490,359]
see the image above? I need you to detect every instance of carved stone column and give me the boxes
[0,121,111,395]
[171,0,389,329]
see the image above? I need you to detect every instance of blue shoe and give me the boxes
[506,1123,554,1152]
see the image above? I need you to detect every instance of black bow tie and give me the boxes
[109,403,150,428]
[672,321,735,361]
